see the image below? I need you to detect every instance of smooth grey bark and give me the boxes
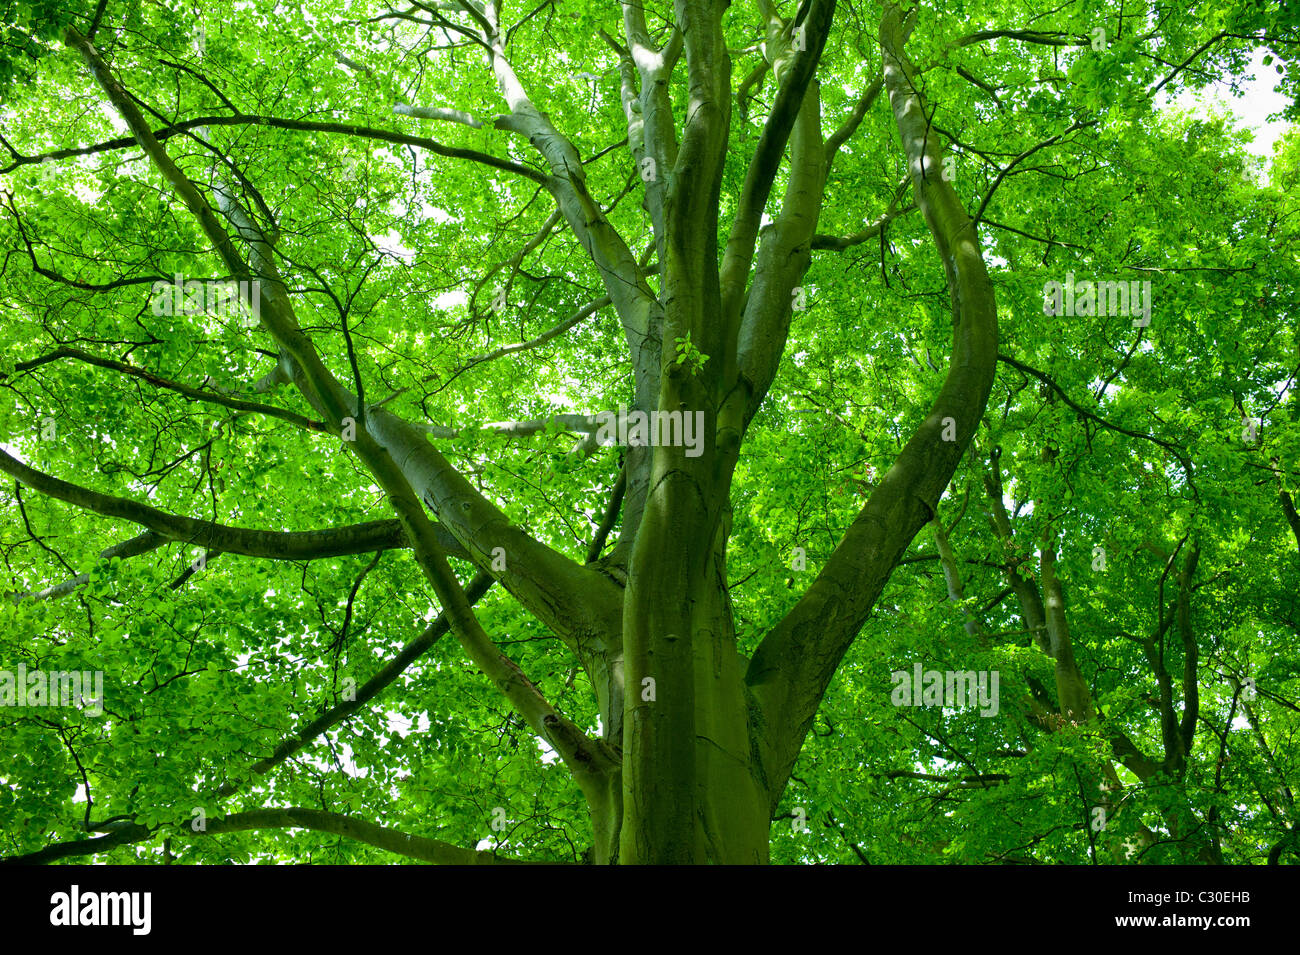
[746,0,1000,815]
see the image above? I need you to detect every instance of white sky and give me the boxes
[1166,48,1292,163]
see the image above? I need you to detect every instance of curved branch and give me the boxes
[1,807,534,865]
[972,120,1095,225]
[2,113,544,183]
[995,352,1198,494]
[393,102,485,129]
[0,446,472,559]
[746,1,1000,812]
[950,30,1089,50]
[811,196,915,250]
[9,348,325,432]
[216,571,496,798]
[6,530,165,603]
[823,73,882,165]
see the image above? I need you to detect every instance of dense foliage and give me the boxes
[0,0,1297,863]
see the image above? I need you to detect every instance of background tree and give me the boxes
[0,0,1296,864]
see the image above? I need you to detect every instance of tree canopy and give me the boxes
[0,0,1297,865]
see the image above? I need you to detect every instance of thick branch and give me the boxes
[0,446,464,559]
[745,1,999,812]
[65,24,619,661]
[1,807,530,865]
[719,0,836,357]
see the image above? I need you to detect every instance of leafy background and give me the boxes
[0,0,1296,862]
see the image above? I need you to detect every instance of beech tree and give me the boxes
[0,0,1297,864]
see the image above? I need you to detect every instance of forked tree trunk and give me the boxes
[57,0,1001,866]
